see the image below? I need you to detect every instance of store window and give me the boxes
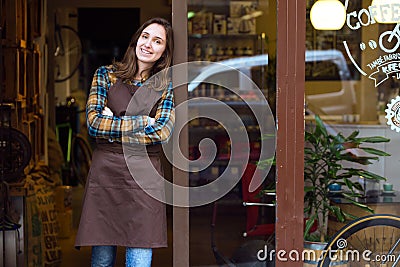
[304,0,400,265]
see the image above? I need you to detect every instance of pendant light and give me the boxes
[371,0,400,23]
[310,0,346,30]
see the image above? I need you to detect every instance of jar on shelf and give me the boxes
[193,43,202,60]
[216,46,224,56]
[235,47,243,56]
[204,44,214,60]
[226,47,234,56]
[241,47,248,56]
[244,46,253,56]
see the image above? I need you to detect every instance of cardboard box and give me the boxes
[57,209,73,238]
[230,1,257,18]
[192,12,213,34]
[213,14,227,35]
[227,17,256,35]
[229,1,257,34]
[54,186,72,212]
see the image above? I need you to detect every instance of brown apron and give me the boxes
[75,80,167,248]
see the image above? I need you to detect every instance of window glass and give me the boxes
[305,1,400,259]
[187,0,276,266]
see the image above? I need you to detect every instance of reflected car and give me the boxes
[187,49,356,115]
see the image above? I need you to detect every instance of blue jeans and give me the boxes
[91,246,152,267]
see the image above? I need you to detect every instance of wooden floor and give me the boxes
[58,185,273,266]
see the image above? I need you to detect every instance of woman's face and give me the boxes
[136,23,167,68]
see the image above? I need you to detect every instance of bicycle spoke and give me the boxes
[384,238,400,265]
[393,254,400,266]
[319,215,400,267]
[64,44,80,55]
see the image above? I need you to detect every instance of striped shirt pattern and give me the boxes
[86,65,175,145]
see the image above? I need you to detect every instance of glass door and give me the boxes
[185,0,277,265]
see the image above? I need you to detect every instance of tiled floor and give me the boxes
[58,185,272,266]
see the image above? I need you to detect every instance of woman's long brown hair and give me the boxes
[113,17,173,91]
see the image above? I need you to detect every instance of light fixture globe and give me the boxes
[310,0,346,30]
[371,0,400,23]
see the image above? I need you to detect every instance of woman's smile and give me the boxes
[136,23,166,67]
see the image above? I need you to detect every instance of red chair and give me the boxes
[241,163,317,238]
[241,163,275,238]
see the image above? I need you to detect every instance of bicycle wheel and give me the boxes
[0,127,32,183]
[54,25,82,82]
[71,134,92,186]
[318,214,400,267]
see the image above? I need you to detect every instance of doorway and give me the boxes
[77,8,140,92]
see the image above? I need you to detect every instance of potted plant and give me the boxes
[304,115,391,243]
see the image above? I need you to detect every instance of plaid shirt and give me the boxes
[86,65,175,145]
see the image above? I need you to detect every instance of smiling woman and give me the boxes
[74,17,174,267]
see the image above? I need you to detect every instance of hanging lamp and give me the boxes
[310,0,346,30]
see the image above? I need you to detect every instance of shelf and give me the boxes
[188,98,268,107]
[189,125,260,133]
[188,157,258,167]
[189,33,259,39]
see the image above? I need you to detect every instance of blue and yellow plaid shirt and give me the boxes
[86,65,175,145]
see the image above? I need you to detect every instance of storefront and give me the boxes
[1,0,400,266]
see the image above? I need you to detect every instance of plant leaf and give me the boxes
[340,153,378,165]
[355,136,390,143]
[341,195,375,213]
[343,178,353,191]
[341,211,358,221]
[352,182,364,191]
[359,147,391,157]
[304,186,315,193]
[304,214,317,238]
[330,205,345,222]
[315,115,328,138]
[356,170,387,181]
[347,130,360,139]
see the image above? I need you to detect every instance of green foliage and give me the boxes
[304,115,390,242]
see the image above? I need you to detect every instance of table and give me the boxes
[328,191,400,237]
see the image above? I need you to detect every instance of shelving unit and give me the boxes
[1,0,46,167]
[186,1,269,188]
[1,1,50,267]
[187,91,265,187]
[189,33,261,61]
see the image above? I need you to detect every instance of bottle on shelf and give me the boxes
[193,43,202,60]
[204,44,214,61]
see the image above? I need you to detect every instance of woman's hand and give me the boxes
[102,106,114,116]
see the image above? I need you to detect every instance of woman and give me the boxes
[75,17,174,267]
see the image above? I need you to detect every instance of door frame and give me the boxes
[171,0,307,266]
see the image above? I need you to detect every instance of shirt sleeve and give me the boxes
[123,83,175,145]
[86,66,150,139]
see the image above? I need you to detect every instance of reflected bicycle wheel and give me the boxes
[54,25,82,82]
[318,214,400,267]
[71,134,92,186]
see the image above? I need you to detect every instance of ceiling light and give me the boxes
[310,0,346,30]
